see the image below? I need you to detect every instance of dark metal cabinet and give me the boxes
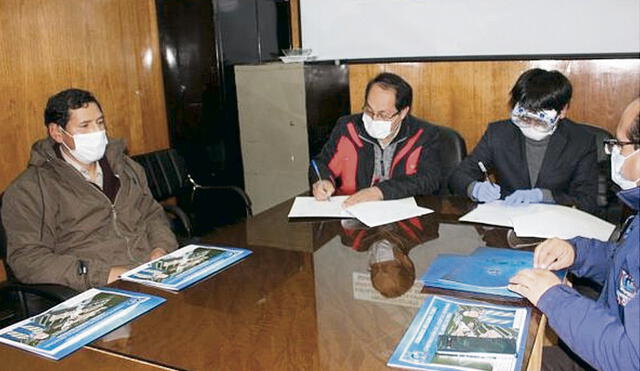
[155,0,291,188]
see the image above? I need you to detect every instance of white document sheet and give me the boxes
[288,196,433,227]
[512,208,616,241]
[459,201,616,241]
[287,196,351,218]
[345,198,434,227]
[458,201,557,227]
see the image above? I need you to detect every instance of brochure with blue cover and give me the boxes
[421,247,566,298]
[388,295,531,371]
[120,244,252,291]
[0,288,164,360]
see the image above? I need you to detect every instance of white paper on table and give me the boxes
[512,208,616,241]
[458,201,554,227]
[287,196,351,218]
[345,197,434,227]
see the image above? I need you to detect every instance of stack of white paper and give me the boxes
[459,201,615,241]
[345,198,433,227]
[458,201,557,227]
[288,196,433,227]
[287,196,351,218]
[511,208,615,241]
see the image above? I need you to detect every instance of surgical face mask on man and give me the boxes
[60,128,108,164]
[511,103,559,141]
[362,113,394,140]
[518,126,557,141]
[610,145,640,190]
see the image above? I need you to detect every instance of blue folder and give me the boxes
[421,247,567,298]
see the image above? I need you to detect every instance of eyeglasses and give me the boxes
[363,105,400,121]
[603,138,640,154]
[511,115,556,133]
[511,103,560,132]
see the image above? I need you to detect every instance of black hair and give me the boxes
[44,89,102,128]
[509,68,572,113]
[364,72,413,112]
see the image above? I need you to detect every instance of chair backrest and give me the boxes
[436,125,467,195]
[576,123,615,208]
[131,148,190,201]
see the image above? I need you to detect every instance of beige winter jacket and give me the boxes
[1,137,178,291]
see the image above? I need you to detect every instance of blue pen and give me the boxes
[311,160,331,201]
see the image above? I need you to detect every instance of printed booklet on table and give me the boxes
[388,295,531,371]
[0,288,164,360]
[120,244,252,291]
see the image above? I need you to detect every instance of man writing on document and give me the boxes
[310,73,441,206]
[509,98,640,371]
[2,89,178,292]
[449,68,598,213]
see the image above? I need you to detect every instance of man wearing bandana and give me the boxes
[449,68,598,213]
[310,73,441,207]
[2,89,178,292]
[509,98,639,371]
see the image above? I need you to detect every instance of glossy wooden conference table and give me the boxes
[4,195,545,371]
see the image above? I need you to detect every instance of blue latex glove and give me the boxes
[471,181,501,203]
[504,189,543,206]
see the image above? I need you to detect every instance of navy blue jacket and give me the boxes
[537,187,640,371]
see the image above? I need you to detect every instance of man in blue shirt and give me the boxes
[509,98,639,371]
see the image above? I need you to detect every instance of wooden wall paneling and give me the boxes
[290,0,301,48]
[349,59,640,152]
[560,59,640,131]
[0,0,169,191]
[117,0,170,156]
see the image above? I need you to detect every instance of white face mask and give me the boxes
[518,125,556,141]
[61,129,108,164]
[511,103,559,141]
[610,146,640,190]
[362,113,393,139]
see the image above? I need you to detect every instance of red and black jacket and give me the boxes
[310,113,441,199]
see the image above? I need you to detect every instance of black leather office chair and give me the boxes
[576,123,622,223]
[131,148,253,237]
[436,125,467,195]
[0,193,77,327]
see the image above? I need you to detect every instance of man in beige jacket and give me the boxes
[1,89,178,291]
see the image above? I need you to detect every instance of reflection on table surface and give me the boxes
[12,196,542,370]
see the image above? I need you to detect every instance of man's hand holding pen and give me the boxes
[472,161,501,202]
[313,180,335,201]
[311,160,334,201]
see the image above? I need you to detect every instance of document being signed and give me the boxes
[288,196,433,227]
[459,201,615,241]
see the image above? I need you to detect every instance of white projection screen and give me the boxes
[300,0,640,61]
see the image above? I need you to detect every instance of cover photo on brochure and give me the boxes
[120,244,252,291]
[0,288,165,360]
[388,295,531,371]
